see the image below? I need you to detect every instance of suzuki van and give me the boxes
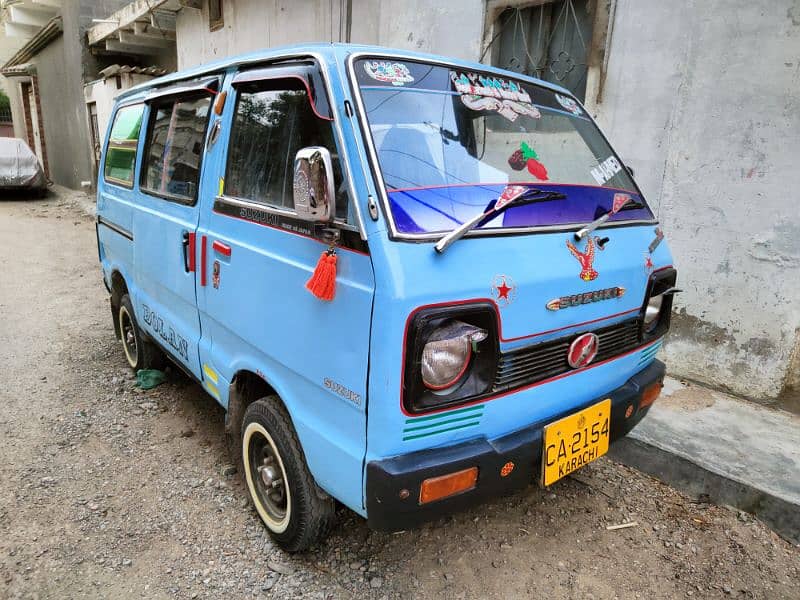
[96,44,677,551]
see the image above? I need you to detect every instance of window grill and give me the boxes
[492,1,594,102]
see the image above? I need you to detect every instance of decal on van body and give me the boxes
[566,237,599,282]
[141,303,189,361]
[490,274,517,307]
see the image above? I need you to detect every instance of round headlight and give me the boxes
[421,321,487,392]
[644,294,663,331]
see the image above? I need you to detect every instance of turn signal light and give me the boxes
[419,467,478,504]
[640,382,663,409]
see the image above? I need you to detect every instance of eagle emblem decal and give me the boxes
[566,237,599,282]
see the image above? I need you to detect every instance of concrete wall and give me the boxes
[593,0,800,404]
[174,0,484,69]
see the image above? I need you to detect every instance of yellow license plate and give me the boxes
[542,399,611,486]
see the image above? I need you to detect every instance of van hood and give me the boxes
[385,221,672,347]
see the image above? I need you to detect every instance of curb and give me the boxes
[609,437,800,545]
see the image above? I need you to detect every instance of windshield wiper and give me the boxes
[434,186,566,253]
[573,194,645,241]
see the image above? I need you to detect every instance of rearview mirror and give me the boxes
[293,147,335,222]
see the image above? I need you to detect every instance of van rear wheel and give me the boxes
[242,396,336,552]
[117,294,164,371]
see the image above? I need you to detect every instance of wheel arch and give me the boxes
[225,368,281,462]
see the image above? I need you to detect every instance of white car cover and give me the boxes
[0,137,46,189]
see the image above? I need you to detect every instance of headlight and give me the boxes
[640,267,678,341]
[643,294,663,332]
[421,321,487,392]
[403,303,499,414]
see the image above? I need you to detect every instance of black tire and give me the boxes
[117,294,164,371]
[242,396,336,552]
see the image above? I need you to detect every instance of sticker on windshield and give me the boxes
[363,61,414,86]
[590,156,623,185]
[451,71,541,122]
[508,142,548,181]
[555,93,583,115]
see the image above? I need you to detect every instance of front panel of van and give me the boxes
[349,54,675,528]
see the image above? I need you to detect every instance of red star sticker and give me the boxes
[496,279,512,300]
[645,256,654,270]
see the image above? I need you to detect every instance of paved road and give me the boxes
[1,192,798,599]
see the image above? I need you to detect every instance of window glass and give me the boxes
[225,80,348,220]
[142,95,212,202]
[104,104,144,187]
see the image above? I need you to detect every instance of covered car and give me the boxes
[0,137,47,196]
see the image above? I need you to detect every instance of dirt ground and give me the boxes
[1,192,798,600]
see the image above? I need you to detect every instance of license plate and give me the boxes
[541,399,611,486]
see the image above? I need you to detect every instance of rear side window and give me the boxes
[141,94,212,203]
[104,104,143,187]
[225,79,348,220]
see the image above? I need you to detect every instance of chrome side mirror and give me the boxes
[293,146,335,222]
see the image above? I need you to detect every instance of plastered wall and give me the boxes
[593,0,800,403]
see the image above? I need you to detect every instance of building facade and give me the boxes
[87,0,800,410]
[0,0,173,188]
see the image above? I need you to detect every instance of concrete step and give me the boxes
[609,377,800,545]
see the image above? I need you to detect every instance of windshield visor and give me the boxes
[353,58,654,234]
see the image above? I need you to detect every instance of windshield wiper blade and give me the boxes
[434,186,566,254]
[573,193,644,241]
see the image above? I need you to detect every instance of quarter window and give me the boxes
[225,79,348,220]
[141,94,212,203]
[104,104,143,187]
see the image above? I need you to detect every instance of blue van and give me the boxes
[96,44,677,551]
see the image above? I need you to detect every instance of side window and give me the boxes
[104,104,144,188]
[141,94,212,204]
[225,79,348,220]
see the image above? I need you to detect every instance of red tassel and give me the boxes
[306,250,337,301]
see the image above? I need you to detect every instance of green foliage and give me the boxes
[0,89,10,111]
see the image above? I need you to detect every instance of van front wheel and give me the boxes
[242,397,336,552]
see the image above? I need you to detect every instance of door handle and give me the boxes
[182,232,196,272]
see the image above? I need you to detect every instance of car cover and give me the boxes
[0,137,46,189]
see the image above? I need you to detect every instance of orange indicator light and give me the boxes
[500,461,515,477]
[419,467,478,505]
[639,382,663,409]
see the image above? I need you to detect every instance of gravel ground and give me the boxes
[1,192,798,599]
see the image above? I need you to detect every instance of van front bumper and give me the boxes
[365,359,665,531]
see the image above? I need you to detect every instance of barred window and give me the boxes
[492,1,594,102]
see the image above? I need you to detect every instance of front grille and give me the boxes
[494,317,641,393]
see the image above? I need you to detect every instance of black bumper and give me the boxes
[366,359,666,531]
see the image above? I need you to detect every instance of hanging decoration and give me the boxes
[306,247,338,301]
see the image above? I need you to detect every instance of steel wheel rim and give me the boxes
[244,423,291,531]
[119,306,138,367]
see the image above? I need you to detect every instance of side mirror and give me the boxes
[293,146,335,222]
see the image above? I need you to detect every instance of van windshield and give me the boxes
[353,58,654,235]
